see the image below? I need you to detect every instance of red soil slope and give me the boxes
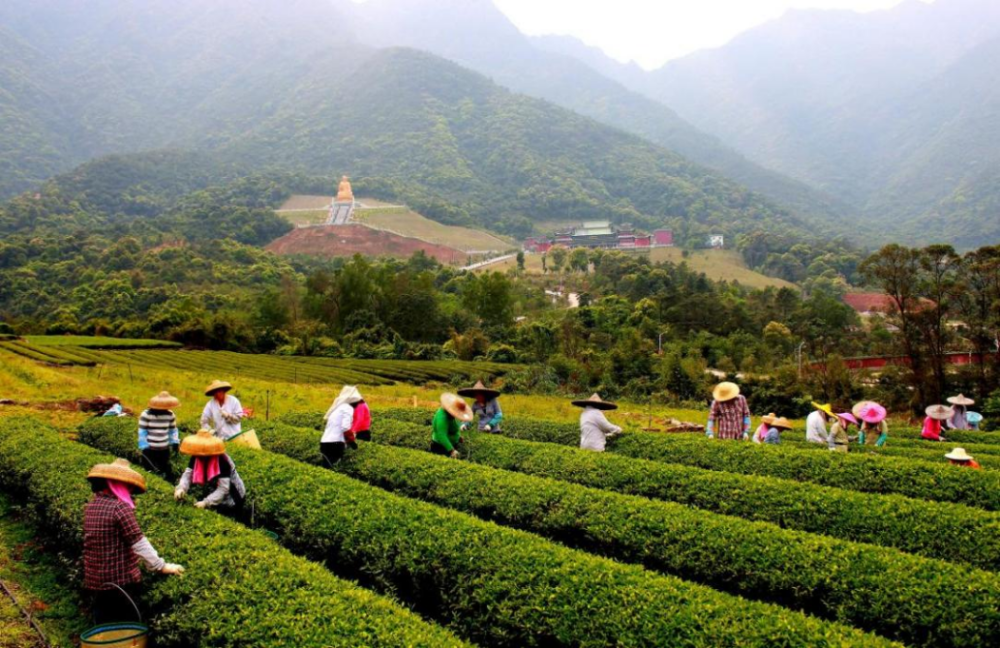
[266,225,467,264]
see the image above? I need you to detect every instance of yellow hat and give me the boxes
[204,380,232,396]
[713,382,740,402]
[87,458,147,492]
[180,429,226,457]
[812,402,835,418]
[148,391,180,410]
[440,393,474,422]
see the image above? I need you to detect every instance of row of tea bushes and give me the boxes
[77,417,896,648]
[350,416,1000,572]
[608,434,1000,511]
[0,418,467,648]
[251,420,1000,648]
[780,437,1000,469]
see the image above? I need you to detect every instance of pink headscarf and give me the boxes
[107,480,135,509]
[192,456,221,485]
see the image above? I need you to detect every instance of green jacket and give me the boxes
[432,408,461,452]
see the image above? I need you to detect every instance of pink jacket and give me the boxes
[351,402,371,434]
[921,417,942,441]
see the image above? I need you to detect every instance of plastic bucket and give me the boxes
[81,623,148,648]
[228,429,261,450]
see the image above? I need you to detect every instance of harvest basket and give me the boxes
[81,623,148,648]
[228,429,261,450]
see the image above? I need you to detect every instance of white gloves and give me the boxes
[194,501,208,509]
[161,563,185,575]
[460,423,470,432]
[484,425,492,432]
[174,488,185,501]
[449,450,460,459]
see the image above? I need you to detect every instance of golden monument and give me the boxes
[336,175,354,203]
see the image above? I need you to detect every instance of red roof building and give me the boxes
[635,235,651,248]
[653,230,674,247]
[842,293,935,316]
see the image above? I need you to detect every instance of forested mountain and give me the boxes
[582,0,1000,246]
[0,0,820,244]
[346,0,851,226]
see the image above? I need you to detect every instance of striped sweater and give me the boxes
[138,409,179,450]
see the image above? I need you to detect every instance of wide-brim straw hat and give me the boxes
[457,380,501,400]
[440,393,474,422]
[947,394,975,406]
[712,382,740,402]
[760,413,777,425]
[770,417,793,430]
[857,402,887,424]
[180,429,226,457]
[571,393,618,411]
[852,401,874,418]
[945,447,974,462]
[926,405,955,421]
[204,380,233,396]
[837,412,859,426]
[87,458,147,492]
[812,402,835,418]
[148,391,180,410]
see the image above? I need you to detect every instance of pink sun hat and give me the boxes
[837,412,859,426]
[858,402,887,424]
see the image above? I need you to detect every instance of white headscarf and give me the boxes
[324,385,363,421]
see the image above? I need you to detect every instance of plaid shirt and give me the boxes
[709,396,751,440]
[83,493,145,590]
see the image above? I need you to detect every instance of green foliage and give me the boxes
[611,434,1000,511]
[0,418,468,647]
[79,417,895,648]
[254,420,999,648]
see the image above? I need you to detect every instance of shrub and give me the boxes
[335,415,1000,573]
[248,421,1000,648]
[610,434,1000,511]
[0,418,467,648]
[76,417,894,648]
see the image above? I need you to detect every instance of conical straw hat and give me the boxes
[770,417,794,430]
[945,447,974,462]
[947,394,975,406]
[148,391,180,410]
[571,393,618,411]
[204,380,232,396]
[440,393,474,422]
[812,402,835,418]
[760,413,777,425]
[712,382,740,402]
[857,402,887,424]
[457,381,501,400]
[180,429,226,457]
[926,405,955,421]
[87,458,147,492]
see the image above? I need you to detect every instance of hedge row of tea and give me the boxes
[252,420,1000,647]
[0,418,467,648]
[77,417,894,648]
[780,436,1000,469]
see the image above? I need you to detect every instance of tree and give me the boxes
[916,245,959,401]
[569,248,590,273]
[550,247,567,273]
[516,251,525,272]
[461,272,514,329]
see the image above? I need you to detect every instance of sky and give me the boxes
[491,0,931,69]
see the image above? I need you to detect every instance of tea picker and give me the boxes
[83,459,183,630]
[431,393,474,458]
[200,380,243,441]
[174,429,246,512]
[574,394,622,452]
[458,381,503,434]
[137,391,180,478]
[320,385,363,465]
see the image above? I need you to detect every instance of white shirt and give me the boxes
[580,408,622,452]
[322,403,354,444]
[200,395,243,440]
[805,410,829,444]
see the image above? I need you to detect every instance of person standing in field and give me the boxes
[137,391,180,478]
[752,413,776,444]
[458,381,504,434]
[946,395,974,430]
[945,447,981,469]
[855,401,889,447]
[828,412,857,453]
[706,382,751,441]
[174,429,246,512]
[351,393,372,443]
[575,393,622,452]
[84,459,183,625]
[431,393,474,458]
[321,386,361,463]
[922,405,953,442]
[200,380,243,440]
[806,403,834,445]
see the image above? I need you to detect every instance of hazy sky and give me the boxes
[492,0,931,69]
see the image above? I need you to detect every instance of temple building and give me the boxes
[524,220,670,252]
[327,176,356,225]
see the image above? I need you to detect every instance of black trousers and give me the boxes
[355,430,372,442]
[430,441,454,456]
[141,447,173,478]
[320,442,346,466]
[89,583,142,626]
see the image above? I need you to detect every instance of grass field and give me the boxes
[276,209,329,227]
[23,336,180,348]
[354,208,512,252]
[489,248,796,289]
